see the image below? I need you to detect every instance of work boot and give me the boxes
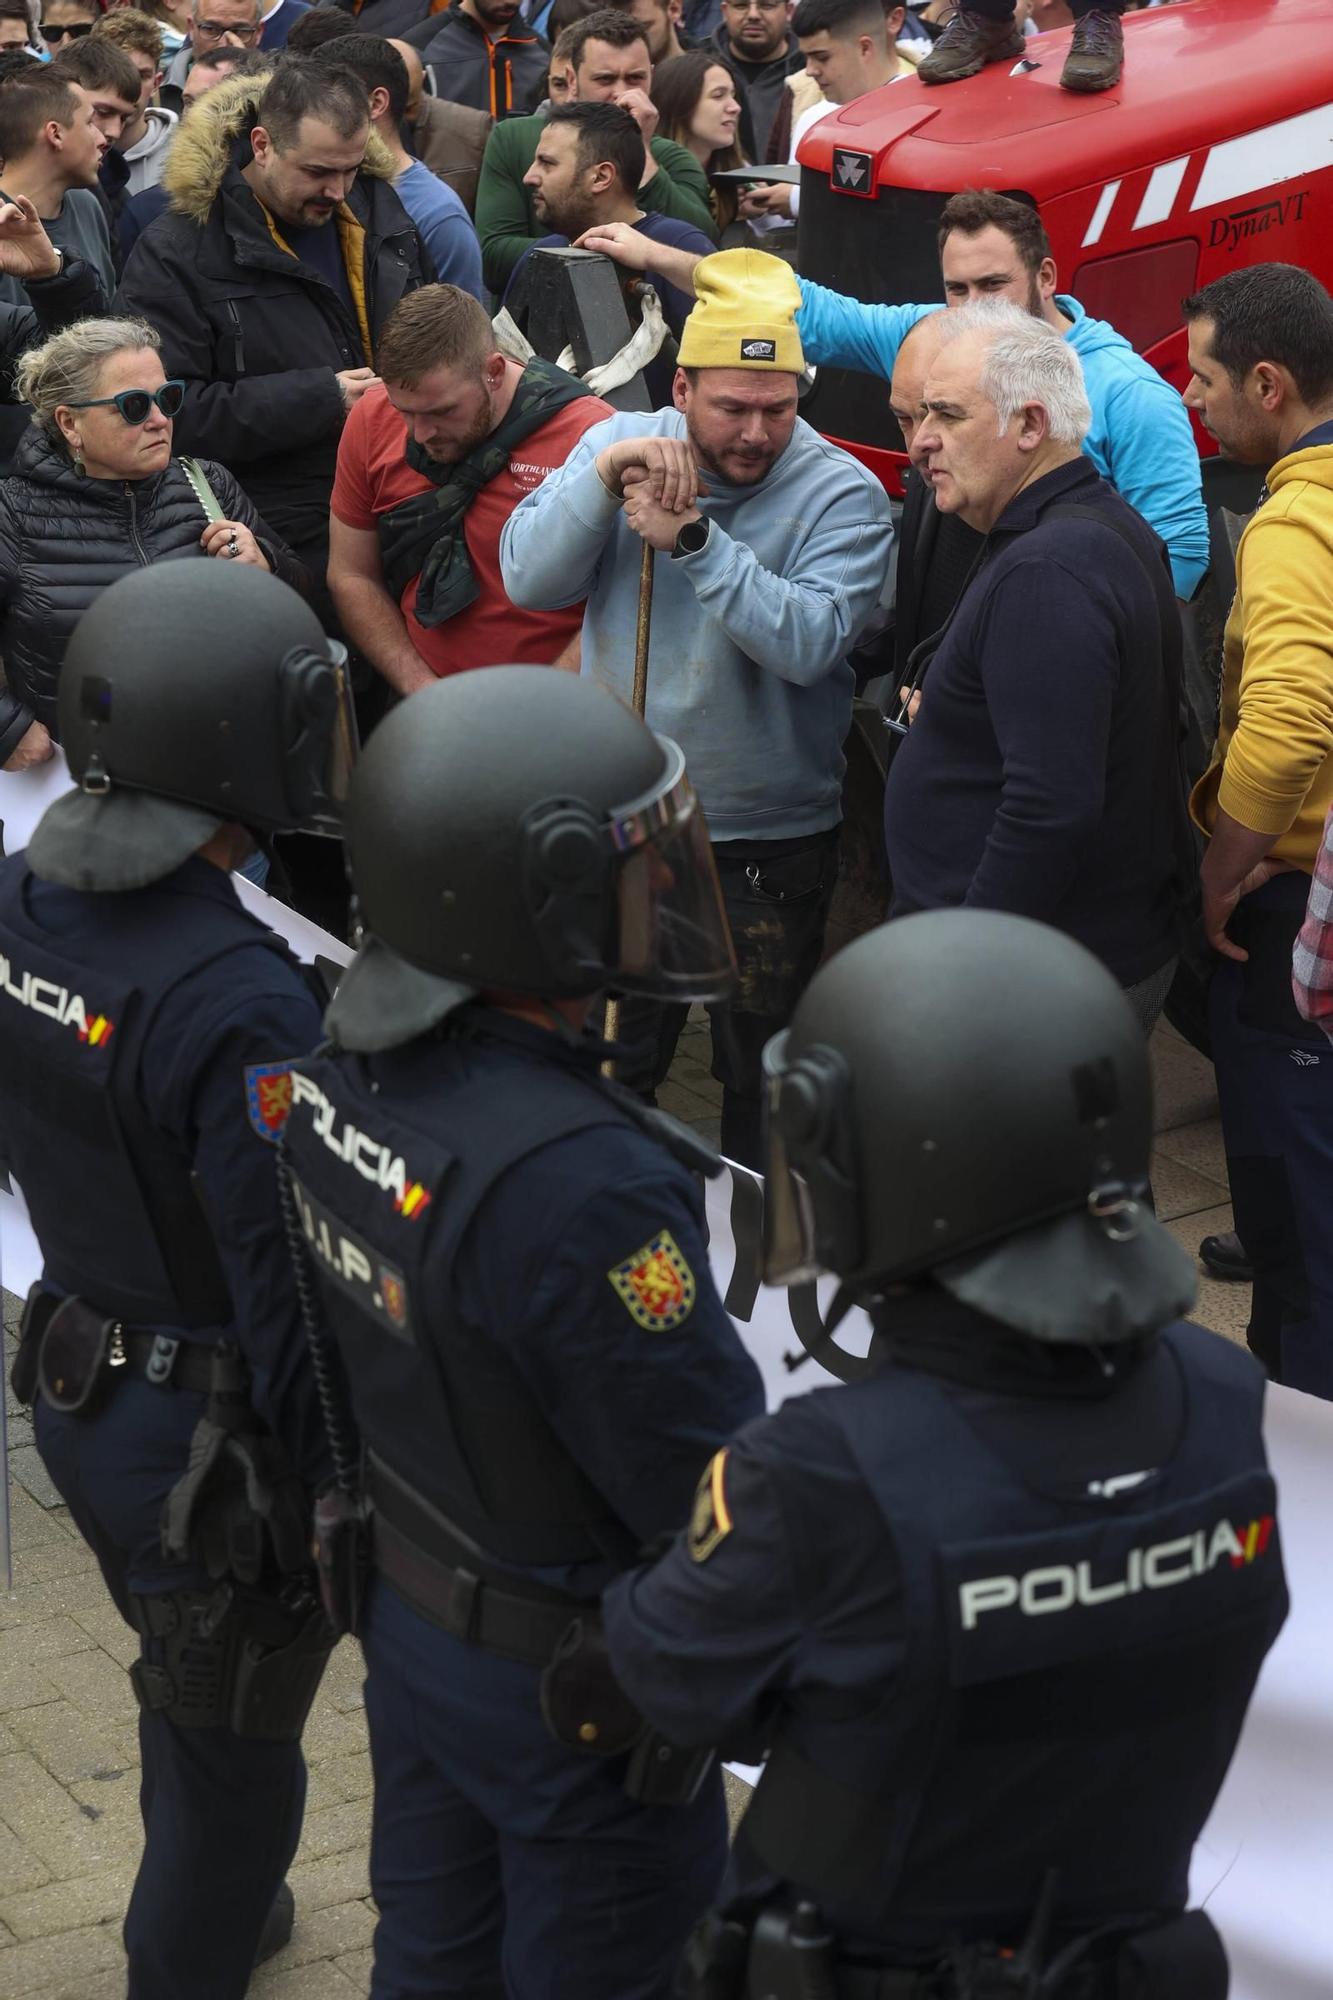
[1199,1230,1254,1284]
[253,1882,296,1968]
[917,7,1025,84]
[1059,7,1124,91]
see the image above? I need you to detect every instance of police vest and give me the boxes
[0,857,293,1327]
[283,1036,646,1571]
[741,1323,1288,1948]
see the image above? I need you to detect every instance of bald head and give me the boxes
[389,37,424,119]
[891,310,949,457]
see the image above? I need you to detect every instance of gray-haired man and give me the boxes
[163,0,263,91]
[884,301,1184,1031]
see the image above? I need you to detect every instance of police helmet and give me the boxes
[325,668,735,1052]
[763,911,1195,1345]
[27,565,356,893]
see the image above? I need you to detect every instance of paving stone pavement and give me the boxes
[0,1020,1244,1996]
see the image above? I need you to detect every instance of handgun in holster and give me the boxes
[746,1903,840,2000]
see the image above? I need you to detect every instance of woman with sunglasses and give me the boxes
[0,314,304,772]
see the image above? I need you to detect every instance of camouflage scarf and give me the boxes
[377,357,594,631]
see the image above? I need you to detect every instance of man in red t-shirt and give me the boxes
[329,284,610,691]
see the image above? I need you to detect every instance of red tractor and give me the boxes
[795,0,1333,509]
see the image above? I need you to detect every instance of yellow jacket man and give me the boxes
[1183,263,1333,1398]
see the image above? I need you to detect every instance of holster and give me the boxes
[747,1904,840,2000]
[677,1907,753,2000]
[35,1295,124,1416]
[9,1285,56,1407]
[540,1615,716,1807]
[1113,1911,1227,2000]
[130,1578,334,1742]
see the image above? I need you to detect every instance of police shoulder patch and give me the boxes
[244,1061,295,1145]
[607,1228,696,1330]
[689,1449,733,1564]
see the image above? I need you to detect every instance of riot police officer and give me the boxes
[280,667,766,1998]
[600,911,1290,2000]
[1,564,355,1998]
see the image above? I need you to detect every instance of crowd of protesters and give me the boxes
[0,0,1326,1370]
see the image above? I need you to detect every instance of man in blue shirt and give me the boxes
[511,99,712,401]
[315,33,485,299]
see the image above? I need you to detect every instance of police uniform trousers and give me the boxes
[1209,868,1333,1398]
[34,1375,305,2000]
[615,829,841,1170]
[360,1576,727,2000]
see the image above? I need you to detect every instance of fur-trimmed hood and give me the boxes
[162,70,397,224]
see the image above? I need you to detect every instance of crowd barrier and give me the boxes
[1,754,1329,1998]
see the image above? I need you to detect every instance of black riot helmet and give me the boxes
[27,564,356,893]
[762,910,1195,1345]
[325,668,735,1052]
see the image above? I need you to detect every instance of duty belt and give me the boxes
[368,1458,586,1667]
[116,1329,219,1393]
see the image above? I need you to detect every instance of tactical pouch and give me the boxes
[9,1286,56,1407]
[36,1296,123,1416]
[623,1730,716,1807]
[540,1616,716,1805]
[1114,1911,1227,2000]
[313,1486,370,1639]
[229,1586,336,1742]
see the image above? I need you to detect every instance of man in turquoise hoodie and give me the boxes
[500,247,891,1169]
[581,185,1209,597]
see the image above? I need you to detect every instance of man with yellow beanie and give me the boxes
[501,247,892,1165]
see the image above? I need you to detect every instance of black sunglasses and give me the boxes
[66,380,186,425]
[42,19,94,38]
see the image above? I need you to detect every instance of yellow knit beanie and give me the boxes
[677,249,805,374]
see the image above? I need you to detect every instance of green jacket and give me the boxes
[476,113,718,295]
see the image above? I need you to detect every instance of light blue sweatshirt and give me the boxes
[501,409,892,841]
[794,280,1209,598]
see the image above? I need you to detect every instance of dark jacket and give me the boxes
[328,0,433,39]
[0,254,107,477]
[96,145,133,280]
[0,429,304,762]
[883,456,1182,987]
[259,0,310,46]
[708,26,805,161]
[893,466,986,681]
[416,6,549,120]
[115,73,427,563]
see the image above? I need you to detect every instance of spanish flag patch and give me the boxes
[689,1449,733,1564]
[607,1229,696,1331]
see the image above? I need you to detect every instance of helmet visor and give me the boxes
[282,641,359,835]
[760,1030,821,1285]
[609,738,736,1002]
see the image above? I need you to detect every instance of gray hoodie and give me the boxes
[122,106,179,199]
[501,407,893,841]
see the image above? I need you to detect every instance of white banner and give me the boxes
[1,760,1330,1998]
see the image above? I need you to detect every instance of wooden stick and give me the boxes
[602,540,656,1071]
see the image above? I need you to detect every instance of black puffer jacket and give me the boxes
[115,71,428,567]
[0,428,305,762]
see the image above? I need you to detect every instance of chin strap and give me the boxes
[783,1282,888,1384]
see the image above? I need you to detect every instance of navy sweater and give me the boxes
[884,457,1180,987]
